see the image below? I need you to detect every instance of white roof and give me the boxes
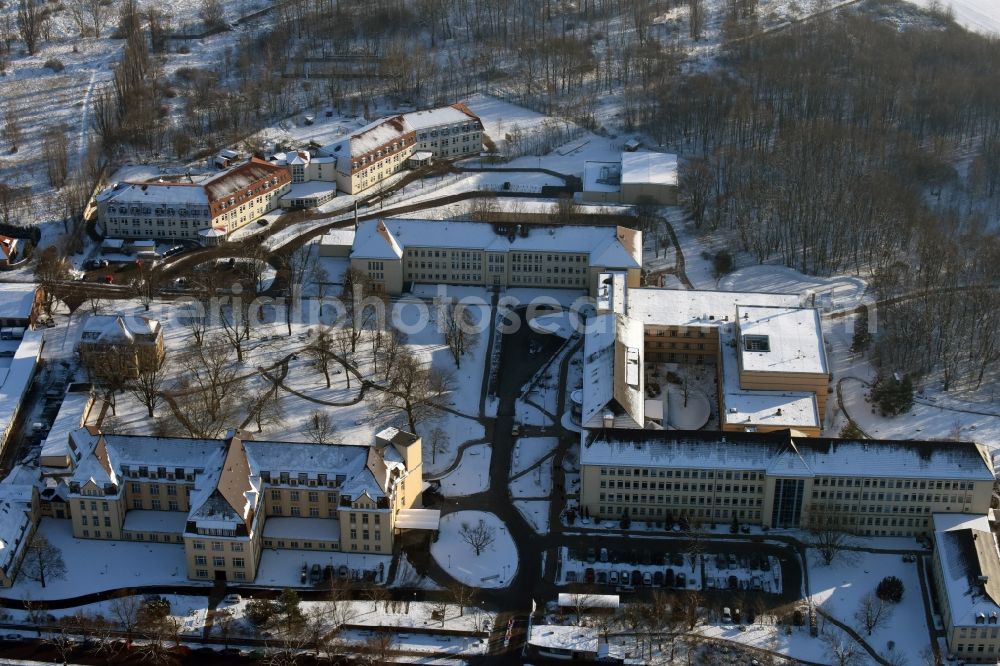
[319,116,411,173]
[933,513,1000,626]
[627,288,802,328]
[123,509,188,534]
[402,105,479,131]
[737,305,828,375]
[80,314,159,344]
[0,332,41,446]
[581,430,995,481]
[583,161,621,193]
[528,625,599,653]
[395,508,441,530]
[99,181,209,207]
[351,218,641,268]
[0,479,34,575]
[0,283,37,321]
[40,390,93,464]
[620,151,678,186]
[581,314,644,429]
[280,181,337,199]
[262,516,341,541]
[719,324,819,429]
[320,229,356,247]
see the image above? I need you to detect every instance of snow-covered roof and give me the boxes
[122,509,188,534]
[0,479,34,576]
[581,429,995,481]
[262,516,341,541]
[0,331,41,447]
[620,151,678,186]
[320,229,356,247]
[202,158,287,203]
[244,441,372,480]
[528,625,599,654]
[280,181,337,199]
[351,218,641,268]
[0,236,17,262]
[719,324,819,430]
[80,314,160,344]
[627,287,802,328]
[0,283,37,321]
[583,161,621,193]
[401,103,482,131]
[580,314,644,428]
[395,508,441,530]
[737,305,828,375]
[933,513,1000,627]
[319,116,412,173]
[40,389,93,466]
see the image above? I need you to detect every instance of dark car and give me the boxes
[323,565,335,581]
[597,571,607,584]
[585,567,595,584]
[338,564,349,579]
[653,571,664,586]
[675,572,686,588]
[631,570,642,586]
[664,568,674,587]
[729,575,739,589]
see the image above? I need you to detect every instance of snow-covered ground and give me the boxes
[510,437,559,476]
[905,0,1000,34]
[254,548,391,588]
[719,264,869,313]
[509,459,553,498]
[430,511,517,589]
[809,549,929,666]
[437,444,491,497]
[513,500,550,536]
[0,519,195,600]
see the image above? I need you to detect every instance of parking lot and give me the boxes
[557,542,786,597]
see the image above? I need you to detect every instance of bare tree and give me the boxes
[370,348,454,432]
[33,247,72,316]
[855,592,892,637]
[66,0,110,37]
[199,0,226,30]
[447,582,476,617]
[0,183,29,226]
[1,104,22,153]
[823,627,864,665]
[129,259,158,311]
[342,267,385,353]
[281,244,316,335]
[459,518,496,556]
[302,410,337,444]
[169,336,245,438]
[688,0,705,40]
[426,426,449,466]
[245,371,285,433]
[21,532,67,589]
[42,125,69,190]
[125,354,169,417]
[807,509,853,566]
[306,327,338,389]
[16,0,45,55]
[439,299,481,370]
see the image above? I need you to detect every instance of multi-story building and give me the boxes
[0,468,39,587]
[402,103,484,159]
[344,218,642,296]
[0,283,42,330]
[584,273,828,435]
[579,428,994,537]
[77,315,165,378]
[95,158,291,241]
[64,426,430,583]
[315,103,484,195]
[931,513,1000,662]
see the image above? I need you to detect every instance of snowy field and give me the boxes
[510,437,559,476]
[437,444,491,497]
[719,264,869,313]
[809,549,929,665]
[430,511,517,589]
[905,0,1000,34]
[509,459,553,499]
[513,500,550,535]
[0,519,195,600]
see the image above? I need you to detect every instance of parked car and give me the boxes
[599,548,608,563]
[597,571,607,584]
[257,219,270,226]
[631,570,642,586]
[642,572,652,586]
[511,424,521,437]
[664,568,674,587]
[103,274,114,284]
[619,569,630,586]
[566,570,577,583]
[676,572,686,588]
[338,565,349,579]
[653,571,664,586]
[733,608,742,623]
[586,547,596,563]
[585,567,595,584]
[323,565,335,581]
[223,594,241,605]
[723,607,732,623]
[609,571,619,585]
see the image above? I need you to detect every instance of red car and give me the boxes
[103,274,114,284]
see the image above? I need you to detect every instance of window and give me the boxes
[233,558,245,568]
[195,555,207,566]
[743,335,770,352]
[193,541,205,550]
[212,557,225,567]
[232,543,243,552]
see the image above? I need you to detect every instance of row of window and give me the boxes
[191,540,244,552]
[600,481,761,493]
[596,506,763,520]
[194,555,245,568]
[813,490,971,504]
[599,468,761,480]
[600,493,764,507]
